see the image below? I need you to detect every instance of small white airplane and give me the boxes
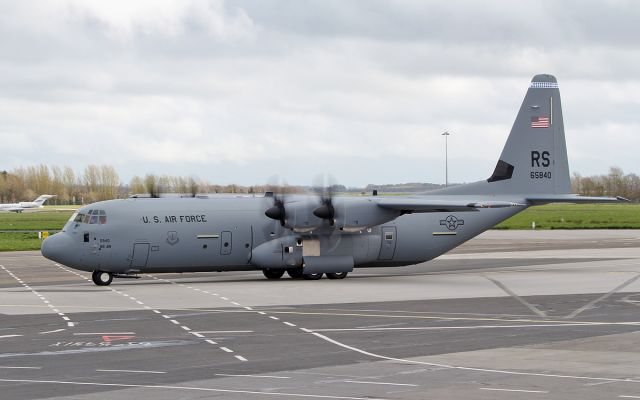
[0,195,56,213]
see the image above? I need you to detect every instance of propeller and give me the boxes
[312,175,336,226]
[265,195,286,226]
[263,179,289,239]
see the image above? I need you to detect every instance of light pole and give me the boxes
[442,131,450,187]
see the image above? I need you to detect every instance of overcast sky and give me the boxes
[1,0,639,187]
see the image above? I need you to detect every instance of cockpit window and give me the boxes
[73,210,108,224]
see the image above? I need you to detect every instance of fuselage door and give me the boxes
[378,226,397,260]
[131,243,150,269]
[220,231,232,255]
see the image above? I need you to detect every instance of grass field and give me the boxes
[0,204,638,251]
[495,203,640,229]
[0,209,73,231]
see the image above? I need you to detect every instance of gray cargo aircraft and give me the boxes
[42,74,623,286]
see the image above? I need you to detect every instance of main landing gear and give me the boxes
[262,268,349,280]
[92,270,113,286]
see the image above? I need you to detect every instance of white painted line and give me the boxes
[620,396,640,399]
[194,330,254,334]
[170,320,180,325]
[152,310,162,314]
[74,332,135,336]
[215,373,290,379]
[312,323,617,332]
[220,347,233,353]
[270,316,279,320]
[300,328,311,333]
[205,339,218,345]
[97,369,166,374]
[143,306,152,309]
[244,306,253,310]
[0,335,22,339]
[39,329,65,334]
[344,380,419,387]
[181,326,191,331]
[129,297,137,301]
[283,322,296,327]
[162,315,170,319]
[190,332,204,338]
[0,378,379,399]
[258,311,266,315]
[231,302,241,306]
[0,366,41,369]
[221,297,229,301]
[135,301,144,305]
[480,388,548,393]
[67,322,74,327]
[52,309,60,313]
[62,316,70,321]
[235,355,248,362]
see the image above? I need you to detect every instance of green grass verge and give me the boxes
[0,210,72,231]
[496,203,640,229]
[0,232,43,251]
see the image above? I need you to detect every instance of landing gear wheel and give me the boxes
[302,273,323,280]
[92,270,113,286]
[263,269,285,280]
[286,268,304,279]
[326,272,348,280]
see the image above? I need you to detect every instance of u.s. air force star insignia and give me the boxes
[166,231,179,245]
[440,215,464,230]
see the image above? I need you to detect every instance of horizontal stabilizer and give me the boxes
[526,195,629,205]
[377,198,525,213]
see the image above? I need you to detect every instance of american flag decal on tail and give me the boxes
[531,116,550,128]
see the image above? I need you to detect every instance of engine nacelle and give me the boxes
[333,198,401,232]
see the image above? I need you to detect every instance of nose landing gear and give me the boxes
[92,270,113,286]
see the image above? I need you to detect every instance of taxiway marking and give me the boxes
[97,369,166,374]
[480,388,548,393]
[39,329,65,335]
[1,265,75,328]
[484,275,547,317]
[0,378,383,400]
[344,380,418,387]
[215,373,290,379]
[310,322,637,332]
[0,334,22,339]
[0,366,41,369]
[566,273,640,319]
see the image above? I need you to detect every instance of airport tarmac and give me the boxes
[1,229,640,400]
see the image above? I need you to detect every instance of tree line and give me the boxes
[0,164,638,205]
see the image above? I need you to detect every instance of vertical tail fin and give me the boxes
[439,74,571,196]
[33,195,54,206]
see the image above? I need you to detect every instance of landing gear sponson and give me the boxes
[262,268,349,280]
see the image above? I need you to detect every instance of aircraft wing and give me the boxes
[376,198,525,213]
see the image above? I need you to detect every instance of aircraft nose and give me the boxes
[41,233,74,265]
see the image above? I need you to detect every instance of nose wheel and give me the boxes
[92,271,113,286]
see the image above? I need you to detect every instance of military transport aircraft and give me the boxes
[41,74,624,286]
[0,195,55,213]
